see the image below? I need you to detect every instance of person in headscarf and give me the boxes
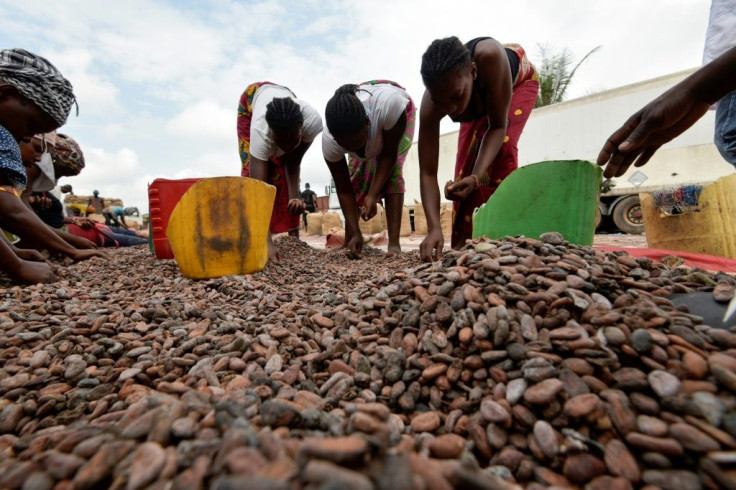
[51,133,85,177]
[237,82,323,262]
[0,48,104,283]
[417,37,539,260]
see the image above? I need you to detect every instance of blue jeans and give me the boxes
[715,91,736,166]
[103,227,148,247]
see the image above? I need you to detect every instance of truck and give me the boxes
[323,68,735,234]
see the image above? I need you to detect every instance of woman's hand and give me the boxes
[420,227,444,262]
[14,248,47,262]
[28,195,52,210]
[287,198,306,215]
[345,232,363,259]
[361,195,378,221]
[266,232,280,263]
[69,249,109,261]
[444,176,476,201]
[65,234,98,250]
[75,218,97,229]
[10,260,55,284]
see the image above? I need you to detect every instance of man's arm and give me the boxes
[418,91,445,261]
[598,45,736,178]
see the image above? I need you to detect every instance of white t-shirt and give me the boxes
[703,0,736,65]
[322,83,410,162]
[249,84,323,161]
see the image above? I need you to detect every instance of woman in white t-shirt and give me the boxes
[237,82,323,261]
[322,80,416,258]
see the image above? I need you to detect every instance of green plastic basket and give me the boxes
[472,160,601,246]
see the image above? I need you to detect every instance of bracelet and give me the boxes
[469,174,481,188]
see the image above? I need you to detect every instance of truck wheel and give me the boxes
[612,195,645,234]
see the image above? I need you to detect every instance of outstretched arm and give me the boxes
[418,91,445,262]
[0,193,106,261]
[249,156,280,262]
[0,232,54,284]
[598,45,736,178]
[326,157,363,259]
[362,111,407,221]
[284,140,312,215]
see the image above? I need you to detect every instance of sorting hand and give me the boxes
[361,195,378,221]
[287,198,306,215]
[444,176,476,201]
[420,227,444,262]
[345,233,363,260]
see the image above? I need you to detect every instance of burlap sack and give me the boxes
[359,207,386,235]
[440,203,454,238]
[322,212,343,235]
[400,206,411,237]
[306,213,323,236]
[413,201,428,236]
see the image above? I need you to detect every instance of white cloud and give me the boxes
[166,101,234,144]
[45,48,124,118]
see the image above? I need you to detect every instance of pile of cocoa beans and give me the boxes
[1,234,735,490]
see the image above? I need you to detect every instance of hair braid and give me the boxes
[265,97,303,130]
[325,84,368,135]
[420,36,471,86]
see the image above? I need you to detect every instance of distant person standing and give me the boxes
[102,205,128,228]
[87,189,104,215]
[301,182,317,227]
[704,0,736,164]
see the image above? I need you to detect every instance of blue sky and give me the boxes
[0,0,711,211]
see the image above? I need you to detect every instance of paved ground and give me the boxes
[299,233,649,252]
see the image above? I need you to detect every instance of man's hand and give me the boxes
[361,195,378,221]
[287,198,306,215]
[597,88,710,178]
[444,177,476,201]
[420,228,444,262]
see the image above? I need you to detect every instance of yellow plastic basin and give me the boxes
[166,176,276,279]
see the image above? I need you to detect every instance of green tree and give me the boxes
[535,44,601,108]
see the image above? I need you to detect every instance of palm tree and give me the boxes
[534,44,601,108]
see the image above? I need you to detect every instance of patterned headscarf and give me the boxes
[0,49,77,126]
[51,133,85,175]
[0,125,25,189]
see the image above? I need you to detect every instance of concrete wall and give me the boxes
[402,68,735,203]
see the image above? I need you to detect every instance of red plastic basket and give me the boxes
[148,178,203,259]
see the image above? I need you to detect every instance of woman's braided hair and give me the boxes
[420,36,471,86]
[325,84,367,135]
[265,97,303,130]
